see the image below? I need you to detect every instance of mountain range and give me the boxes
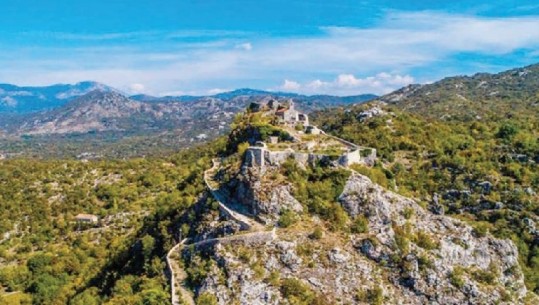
[0,84,376,158]
[0,83,376,115]
[1,62,539,158]
[1,88,376,135]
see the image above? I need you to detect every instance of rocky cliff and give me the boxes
[186,164,533,304]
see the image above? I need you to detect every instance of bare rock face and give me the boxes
[339,173,528,304]
[228,166,303,224]
[192,172,533,305]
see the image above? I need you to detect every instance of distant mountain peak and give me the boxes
[66,90,133,109]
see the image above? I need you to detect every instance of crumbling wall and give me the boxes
[338,150,361,167]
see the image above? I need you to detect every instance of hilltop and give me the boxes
[312,98,539,295]
[163,102,534,304]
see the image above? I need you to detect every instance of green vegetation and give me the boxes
[356,286,384,305]
[414,231,440,250]
[310,226,324,240]
[350,215,369,234]
[313,102,539,292]
[0,141,224,304]
[281,157,351,231]
[278,209,298,228]
[226,112,293,154]
[450,267,466,289]
[279,278,330,305]
[379,64,539,122]
[196,292,218,305]
[266,270,281,286]
[2,64,539,303]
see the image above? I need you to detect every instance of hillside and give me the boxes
[16,91,145,135]
[0,89,376,159]
[312,100,539,295]
[0,143,219,304]
[1,97,538,304]
[166,108,535,304]
[379,63,539,120]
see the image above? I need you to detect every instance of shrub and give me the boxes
[418,254,434,272]
[472,262,499,285]
[278,209,297,228]
[472,222,490,238]
[237,141,251,155]
[450,267,465,289]
[196,292,218,305]
[280,278,315,305]
[415,231,440,250]
[496,123,519,140]
[393,224,412,255]
[310,226,323,240]
[350,215,369,234]
[402,207,414,219]
[266,270,280,286]
[356,286,384,305]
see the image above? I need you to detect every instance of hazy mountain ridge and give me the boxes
[0,88,376,158]
[7,90,375,136]
[0,81,377,115]
[130,88,376,105]
[0,82,375,135]
[0,81,117,113]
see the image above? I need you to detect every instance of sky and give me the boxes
[1,0,539,96]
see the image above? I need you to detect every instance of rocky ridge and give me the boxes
[190,169,531,304]
[174,115,535,304]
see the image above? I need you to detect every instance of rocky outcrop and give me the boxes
[228,166,303,224]
[190,172,532,305]
[338,173,528,304]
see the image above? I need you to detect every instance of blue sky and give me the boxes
[1,0,539,96]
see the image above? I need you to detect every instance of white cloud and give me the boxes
[235,43,253,51]
[159,90,187,97]
[207,88,228,95]
[281,80,301,91]
[128,83,146,94]
[278,73,415,95]
[2,11,539,95]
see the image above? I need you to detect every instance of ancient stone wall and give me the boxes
[338,150,361,167]
[361,148,377,165]
[245,141,377,171]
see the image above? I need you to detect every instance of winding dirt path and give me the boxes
[204,159,265,231]
[167,238,194,305]
[166,158,269,305]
